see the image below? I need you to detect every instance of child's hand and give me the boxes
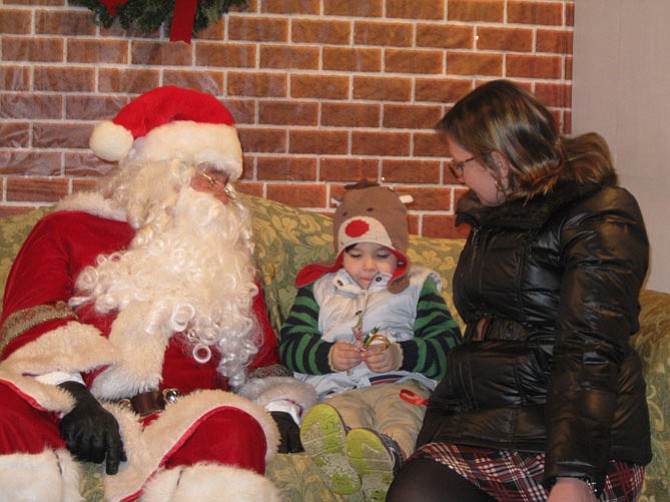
[363,343,402,373]
[329,341,364,371]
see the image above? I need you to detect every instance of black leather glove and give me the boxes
[58,381,127,474]
[271,411,303,453]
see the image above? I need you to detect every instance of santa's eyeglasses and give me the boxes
[193,169,236,199]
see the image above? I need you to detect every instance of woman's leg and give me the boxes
[386,457,496,502]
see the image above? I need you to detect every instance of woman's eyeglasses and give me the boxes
[448,156,475,181]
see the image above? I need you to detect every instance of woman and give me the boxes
[386,80,651,502]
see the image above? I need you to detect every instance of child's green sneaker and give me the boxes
[344,428,403,502]
[300,403,361,495]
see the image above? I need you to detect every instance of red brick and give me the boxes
[259,101,319,126]
[64,152,115,177]
[320,158,379,182]
[291,75,350,100]
[2,37,63,62]
[289,130,349,155]
[447,52,502,76]
[415,78,473,103]
[561,110,572,135]
[6,177,69,202]
[98,69,161,93]
[354,21,412,47]
[321,103,381,128]
[34,66,95,92]
[33,122,91,149]
[261,46,320,70]
[566,2,575,27]
[565,55,572,80]
[448,0,504,22]
[0,93,63,120]
[408,186,453,211]
[260,0,320,15]
[536,29,573,54]
[422,213,469,239]
[351,131,410,156]
[0,122,30,148]
[0,66,30,91]
[383,104,443,129]
[506,54,563,79]
[323,47,382,72]
[256,156,317,181]
[353,76,412,102]
[35,9,97,36]
[324,0,383,17]
[416,23,473,49]
[238,127,287,153]
[0,150,61,176]
[266,183,327,208]
[67,39,128,64]
[131,41,192,66]
[477,27,533,52]
[71,178,100,193]
[414,131,451,158]
[196,43,256,68]
[162,71,225,95]
[293,19,351,45]
[534,82,571,108]
[381,159,441,184]
[228,73,288,98]
[235,181,265,198]
[66,95,129,121]
[387,0,445,20]
[224,99,257,125]
[0,8,31,34]
[385,49,443,74]
[228,16,288,42]
[508,1,564,26]
[194,18,225,40]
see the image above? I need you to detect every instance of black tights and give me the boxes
[386,457,497,502]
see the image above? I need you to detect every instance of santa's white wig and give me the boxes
[70,158,259,388]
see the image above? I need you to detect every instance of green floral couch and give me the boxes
[1,194,669,501]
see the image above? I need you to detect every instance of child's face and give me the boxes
[342,242,398,289]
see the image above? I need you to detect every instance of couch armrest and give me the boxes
[631,288,670,497]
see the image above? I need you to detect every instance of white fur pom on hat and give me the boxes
[89,86,244,180]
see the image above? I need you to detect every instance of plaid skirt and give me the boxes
[413,442,644,502]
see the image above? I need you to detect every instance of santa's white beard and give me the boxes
[71,178,260,388]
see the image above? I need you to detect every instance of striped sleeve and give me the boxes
[398,276,462,380]
[279,283,333,375]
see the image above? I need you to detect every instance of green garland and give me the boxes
[72,0,248,36]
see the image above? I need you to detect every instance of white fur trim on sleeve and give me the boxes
[237,376,318,414]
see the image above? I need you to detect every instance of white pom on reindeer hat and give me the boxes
[89,85,244,180]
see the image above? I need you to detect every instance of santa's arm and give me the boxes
[1,212,119,385]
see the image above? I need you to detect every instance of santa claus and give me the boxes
[0,86,315,501]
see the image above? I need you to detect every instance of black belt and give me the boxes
[116,389,181,417]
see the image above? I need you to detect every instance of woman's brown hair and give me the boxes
[437,79,617,199]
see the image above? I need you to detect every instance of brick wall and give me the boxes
[0,0,574,239]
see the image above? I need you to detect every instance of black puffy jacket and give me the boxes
[416,179,652,490]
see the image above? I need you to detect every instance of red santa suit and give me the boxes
[0,86,314,502]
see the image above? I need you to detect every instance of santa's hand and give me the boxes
[329,341,364,371]
[271,411,303,453]
[364,342,403,373]
[58,381,127,475]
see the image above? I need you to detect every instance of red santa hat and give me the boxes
[89,86,243,180]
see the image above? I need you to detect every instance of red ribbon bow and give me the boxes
[100,0,199,43]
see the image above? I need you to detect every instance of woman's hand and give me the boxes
[548,477,597,502]
[329,341,364,371]
[364,343,402,373]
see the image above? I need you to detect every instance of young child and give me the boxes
[279,180,462,501]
